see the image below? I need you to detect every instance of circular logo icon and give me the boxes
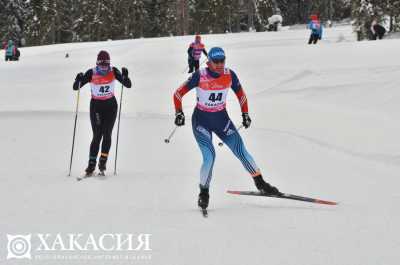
[7,234,32,259]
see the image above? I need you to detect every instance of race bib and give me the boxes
[196,88,228,112]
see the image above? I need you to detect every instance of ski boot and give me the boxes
[253,175,281,196]
[98,154,108,175]
[85,159,96,175]
[198,186,210,209]
[98,157,107,171]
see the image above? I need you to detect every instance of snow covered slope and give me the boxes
[1,25,399,265]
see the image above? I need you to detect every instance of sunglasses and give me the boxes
[211,58,225,64]
[98,65,110,71]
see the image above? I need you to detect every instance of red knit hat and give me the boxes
[96,50,110,66]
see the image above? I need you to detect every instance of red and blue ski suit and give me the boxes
[174,67,261,188]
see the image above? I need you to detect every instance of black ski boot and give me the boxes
[198,186,209,209]
[98,155,107,172]
[253,175,281,195]
[85,159,96,175]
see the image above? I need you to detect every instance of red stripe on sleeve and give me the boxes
[173,84,190,112]
[235,87,249,113]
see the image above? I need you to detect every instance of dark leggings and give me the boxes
[308,34,319,44]
[188,59,200,73]
[89,97,118,159]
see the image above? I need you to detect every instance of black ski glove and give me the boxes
[73,72,84,90]
[242,112,251,129]
[175,111,185,126]
[75,72,83,81]
[122,67,128,78]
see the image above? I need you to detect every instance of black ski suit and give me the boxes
[73,67,131,161]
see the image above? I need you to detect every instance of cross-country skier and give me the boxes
[187,35,207,73]
[73,50,132,175]
[308,15,323,44]
[173,47,281,210]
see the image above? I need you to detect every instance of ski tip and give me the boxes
[227,190,241,195]
[315,199,338,205]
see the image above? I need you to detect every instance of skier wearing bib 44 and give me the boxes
[73,50,132,175]
[173,47,281,210]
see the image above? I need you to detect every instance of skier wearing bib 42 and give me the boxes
[73,50,132,175]
[173,47,281,210]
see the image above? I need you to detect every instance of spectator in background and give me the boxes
[4,40,20,61]
[308,14,323,44]
[5,40,16,61]
[370,19,386,40]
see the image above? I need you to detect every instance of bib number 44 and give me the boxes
[208,92,222,102]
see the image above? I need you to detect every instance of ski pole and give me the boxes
[200,57,207,66]
[164,126,178,143]
[114,84,124,176]
[68,83,81,176]
[218,125,244,147]
[182,58,207,74]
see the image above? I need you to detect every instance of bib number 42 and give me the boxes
[99,85,110,93]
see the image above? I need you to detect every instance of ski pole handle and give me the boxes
[164,126,178,143]
[218,125,244,147]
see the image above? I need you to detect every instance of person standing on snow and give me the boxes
[187,35,207,73]
[73,50,132,175]
[370,19,386,40]
[173,47,281,210]
[308,15,323,44]
[5,40,17,61]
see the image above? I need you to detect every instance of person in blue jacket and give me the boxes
[5,40,17,61]
[308,15,323,44]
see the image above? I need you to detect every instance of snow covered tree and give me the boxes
[0,0,31,46]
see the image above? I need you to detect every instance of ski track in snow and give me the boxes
[255,127,400,166]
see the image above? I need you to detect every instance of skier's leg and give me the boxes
[192,114,215,188]
[99,98,118,171]
[194,60,200,71]
[188,59,194,73]
[308,34,313,44]
[87,100,103,173]
[215,119,280,194]
[215,119,261,177]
